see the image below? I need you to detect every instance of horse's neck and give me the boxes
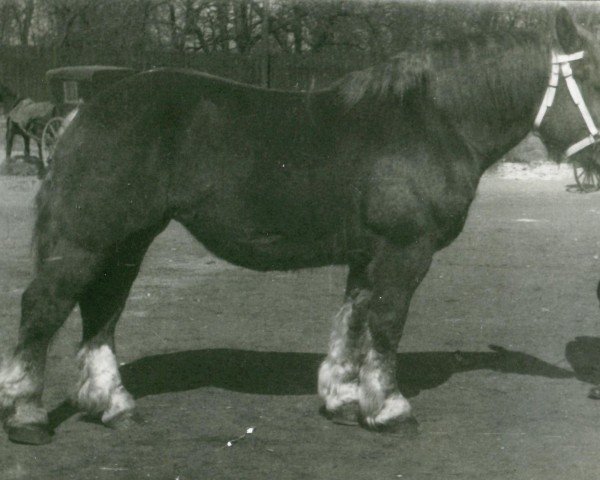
[452,111,536,172]
[434,46,549,171]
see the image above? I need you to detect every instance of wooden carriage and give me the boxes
[571,156,600,192]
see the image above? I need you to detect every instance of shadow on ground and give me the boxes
[48,344,574,430]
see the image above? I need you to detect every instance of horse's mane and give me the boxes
[335,30,549,119]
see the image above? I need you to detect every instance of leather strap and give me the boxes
[534,49,599,157]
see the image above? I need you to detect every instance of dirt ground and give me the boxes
[2,163,600,480]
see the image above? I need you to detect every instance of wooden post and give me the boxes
[261,0,271,88]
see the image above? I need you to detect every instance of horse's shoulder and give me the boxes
[361,145,478,246]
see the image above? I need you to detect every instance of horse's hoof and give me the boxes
[588,385,600,399]
[7,424,53,445]
[323,402,360,426]
[103,411,139,430]
[362,414,419,436]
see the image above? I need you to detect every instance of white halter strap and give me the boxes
[534,49,599,157]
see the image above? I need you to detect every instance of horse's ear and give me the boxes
[556,7,583,53]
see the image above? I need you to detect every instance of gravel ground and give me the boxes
[1,162,600,479]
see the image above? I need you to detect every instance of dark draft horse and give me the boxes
[1,8,600,445]
[0,82,50,177]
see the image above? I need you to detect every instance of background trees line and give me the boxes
[1,0,600,99]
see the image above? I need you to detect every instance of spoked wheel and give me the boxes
[41,116,64,170]
[573,160,600,192]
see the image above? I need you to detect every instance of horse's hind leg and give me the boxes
[0,240,102,444]
[75,224,164,427]
[318,264,370,424]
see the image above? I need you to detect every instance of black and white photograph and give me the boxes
[1,0,600,478]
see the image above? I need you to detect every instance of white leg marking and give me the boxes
[76,345,134,422]
[5,400,48,427]
[318,302,364,412]
[101,385,135,424]
[0,357,37,409]
[359,349,411,428]
[318,360,359,411]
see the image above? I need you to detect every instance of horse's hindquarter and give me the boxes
[46,71,195,250]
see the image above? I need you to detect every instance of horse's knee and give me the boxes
[19,281,68,345]
[366,295,407,354]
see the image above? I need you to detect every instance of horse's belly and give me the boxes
[195,227,345,271]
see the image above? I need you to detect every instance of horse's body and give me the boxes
[0,83,50,176]
[47,68,477,269]
[2,9,600,445]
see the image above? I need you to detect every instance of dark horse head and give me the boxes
[532,8,600,163]
[335,7,600,171]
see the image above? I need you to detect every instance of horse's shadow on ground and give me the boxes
[48,344,576,430]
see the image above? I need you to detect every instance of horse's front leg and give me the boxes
[318,264,371,424]
[358,239,433,430]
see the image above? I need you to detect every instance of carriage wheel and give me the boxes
[573,161,600,192]
[41,116,64,169]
